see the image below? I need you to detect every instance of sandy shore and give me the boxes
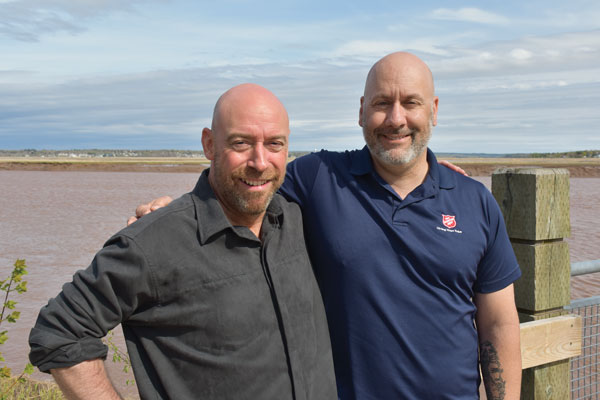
[2,156,600,177]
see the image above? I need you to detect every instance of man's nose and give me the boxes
[386,102,407,127]
[248,144,268,172]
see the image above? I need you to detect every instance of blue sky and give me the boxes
[1,0,599,153]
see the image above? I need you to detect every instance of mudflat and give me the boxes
[2,170,599,398]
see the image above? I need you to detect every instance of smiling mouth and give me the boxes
[240,178,270,187]
[380,132,412,141]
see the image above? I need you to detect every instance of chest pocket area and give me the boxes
[152,244,277,353]
[419,208,485,287]
[190,269,277,351]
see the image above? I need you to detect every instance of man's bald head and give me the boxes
[211,83,289,134]
[364,52,435,101]
[359,52,439,170]
[201,83,290,230]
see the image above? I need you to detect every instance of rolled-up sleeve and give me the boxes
[29,234,155,372]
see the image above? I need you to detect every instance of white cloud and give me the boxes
[0,59,364,150]
[510,48,532,60]
[2,1,600,153]
[0,0,163,41]
[429,78,600,153]
[291,119,356,131]
[332,40,400,58]
[430,8,510,26]
[535,7,600,30]
[426,31,600,80]
[331,39,449,59]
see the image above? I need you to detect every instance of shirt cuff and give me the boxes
[29,328,108,373]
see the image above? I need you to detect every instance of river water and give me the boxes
[1,171,598,397]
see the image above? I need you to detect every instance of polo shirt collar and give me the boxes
[191,169,284,244]
[349,146,374,176]
[349,146,456,192]
[426,149,456,190]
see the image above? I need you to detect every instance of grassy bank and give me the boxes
[0,376,64,400]
[2,156,600,177]
[0,377,139,400]
[444,157,600,178]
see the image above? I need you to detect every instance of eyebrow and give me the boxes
[404,94,426,102]
[371,93,426,102]
[228,133,288,142]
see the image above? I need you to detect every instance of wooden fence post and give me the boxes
[492,168,571,399]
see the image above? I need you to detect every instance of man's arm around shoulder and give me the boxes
[475,284,521,400]
[51,359,122,400]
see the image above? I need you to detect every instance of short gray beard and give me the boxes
[364,121,432,166]
[363,105,435,166]
[367,132,427,165]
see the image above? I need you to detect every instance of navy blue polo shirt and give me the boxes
[280,147,521,400]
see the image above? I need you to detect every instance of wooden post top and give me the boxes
[492,167,570,241]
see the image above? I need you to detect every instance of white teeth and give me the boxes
[242,179,268,186]
[382,134,411,141]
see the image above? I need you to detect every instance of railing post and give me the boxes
[492,168,571,399]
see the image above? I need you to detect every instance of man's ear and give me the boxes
[202,127,215,160]
[432,96,439,127]
[358,96,365,127]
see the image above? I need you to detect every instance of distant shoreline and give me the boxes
[1,156,600,177]
[443,157,600,178]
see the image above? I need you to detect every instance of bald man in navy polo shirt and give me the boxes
[133,52,522,399]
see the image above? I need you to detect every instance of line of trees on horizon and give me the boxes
[527,150,600,158]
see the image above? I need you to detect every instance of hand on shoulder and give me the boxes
[127,196,174,226]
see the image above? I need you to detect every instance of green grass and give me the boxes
[0,376,64,400]
[0,377,139,400]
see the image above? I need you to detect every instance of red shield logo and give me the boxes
[442,214,457,229]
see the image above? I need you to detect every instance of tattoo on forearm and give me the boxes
[480,340,506,400]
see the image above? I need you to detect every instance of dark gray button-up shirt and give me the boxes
[29,170,336,400]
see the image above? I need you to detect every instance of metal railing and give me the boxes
[566,260,600,399]
[572,260,600,277]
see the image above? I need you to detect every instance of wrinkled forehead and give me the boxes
[364,60,435,100]
[216,100,290,138]
[214,92,290,135]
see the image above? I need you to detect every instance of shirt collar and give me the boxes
[349,145,456,190]
[349,146,374,176]
[191,169,284,244]
[426,148,456,190]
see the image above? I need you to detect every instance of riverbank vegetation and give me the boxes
[0,260,137,399]
[528,150,600,158]
[0,260,39,399]
[0,377,63,400]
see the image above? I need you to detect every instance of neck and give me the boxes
[371,151,429,199]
